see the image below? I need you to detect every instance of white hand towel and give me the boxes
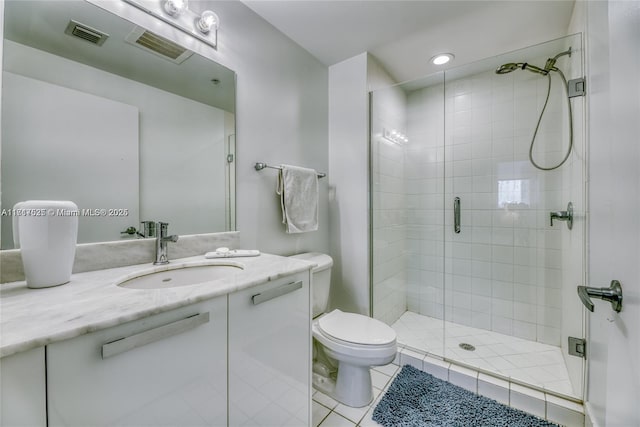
[276,164,319,233]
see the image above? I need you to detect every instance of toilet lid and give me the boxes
[318,310,396,346]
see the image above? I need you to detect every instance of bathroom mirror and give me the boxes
[0,0,236,249]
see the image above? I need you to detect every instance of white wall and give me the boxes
[584,0,640,425]
[86,0,329,256]
[328,53,369,315]
[328,53,398,316]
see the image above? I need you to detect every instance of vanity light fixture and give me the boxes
[197,10,219,34]
[122,0,219,49]
[163,0,188,17]
[430,53,455,65]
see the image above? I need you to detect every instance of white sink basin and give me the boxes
[116,262,243,290]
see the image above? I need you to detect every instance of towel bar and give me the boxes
[254,162,326,178]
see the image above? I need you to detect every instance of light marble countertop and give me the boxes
[0,253,314,358]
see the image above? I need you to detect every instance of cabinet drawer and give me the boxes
[228,271,311,427]
[47,297,227,427]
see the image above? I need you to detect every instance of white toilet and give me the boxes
[290,253,397,408]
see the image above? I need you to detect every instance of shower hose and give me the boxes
[529,68,573,171]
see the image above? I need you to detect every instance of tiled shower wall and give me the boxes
[403,54,579,346]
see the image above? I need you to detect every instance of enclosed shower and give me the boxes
[370,34,585,400]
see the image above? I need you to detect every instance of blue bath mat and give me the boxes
[373,365,559,427]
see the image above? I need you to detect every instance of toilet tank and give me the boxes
[289,253,333,318]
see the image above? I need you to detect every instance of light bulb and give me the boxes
[164,0,188,17]
[197,10,219,34]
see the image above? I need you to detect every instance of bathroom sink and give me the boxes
[116,262,243,290]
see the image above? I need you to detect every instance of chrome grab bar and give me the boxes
[454,197,461,234]
[577,280,623,313]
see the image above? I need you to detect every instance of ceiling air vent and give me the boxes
[125,27,193,65]
[64,20,109,46]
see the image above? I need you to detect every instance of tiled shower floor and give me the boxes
[391,311,577,397]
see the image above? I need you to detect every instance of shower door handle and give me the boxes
[577,280,623,313]
[454,197,461,234]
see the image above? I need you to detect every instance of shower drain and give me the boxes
[459,343,476,351]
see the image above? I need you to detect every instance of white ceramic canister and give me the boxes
[12,200,79,288]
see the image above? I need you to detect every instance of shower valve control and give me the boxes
[550,202,573,230]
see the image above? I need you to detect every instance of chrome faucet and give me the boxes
[154,222,179,265]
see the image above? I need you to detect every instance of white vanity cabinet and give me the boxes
[228,272,311,427]
[46,297,227,427]
[0,346,47,426]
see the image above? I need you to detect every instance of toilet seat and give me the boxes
[317,310,396,346]
[313,322,396,361]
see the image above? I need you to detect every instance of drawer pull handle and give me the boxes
[252,281,303,305]
[101,312,209,359]
[454,197,461,234]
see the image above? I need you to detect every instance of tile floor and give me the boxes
[392,311,577,397]
[312,364,397,427]
[312,357,585,427]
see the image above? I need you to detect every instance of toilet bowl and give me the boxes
[289,253,398,408]
[312,309,397,407]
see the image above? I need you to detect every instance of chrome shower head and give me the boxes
[495,62,548,75]
[496,48,571,76]
[495,63,523,74]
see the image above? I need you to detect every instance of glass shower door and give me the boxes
[442,33,585,399]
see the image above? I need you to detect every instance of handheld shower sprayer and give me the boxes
[495,63,523,74]
[494,47,574,171]
[494,48,572,75]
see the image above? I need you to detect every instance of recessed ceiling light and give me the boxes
[430,53,455,65]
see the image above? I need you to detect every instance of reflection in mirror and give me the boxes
[1,0,236,249]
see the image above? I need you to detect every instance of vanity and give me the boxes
[0,252,313,426]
